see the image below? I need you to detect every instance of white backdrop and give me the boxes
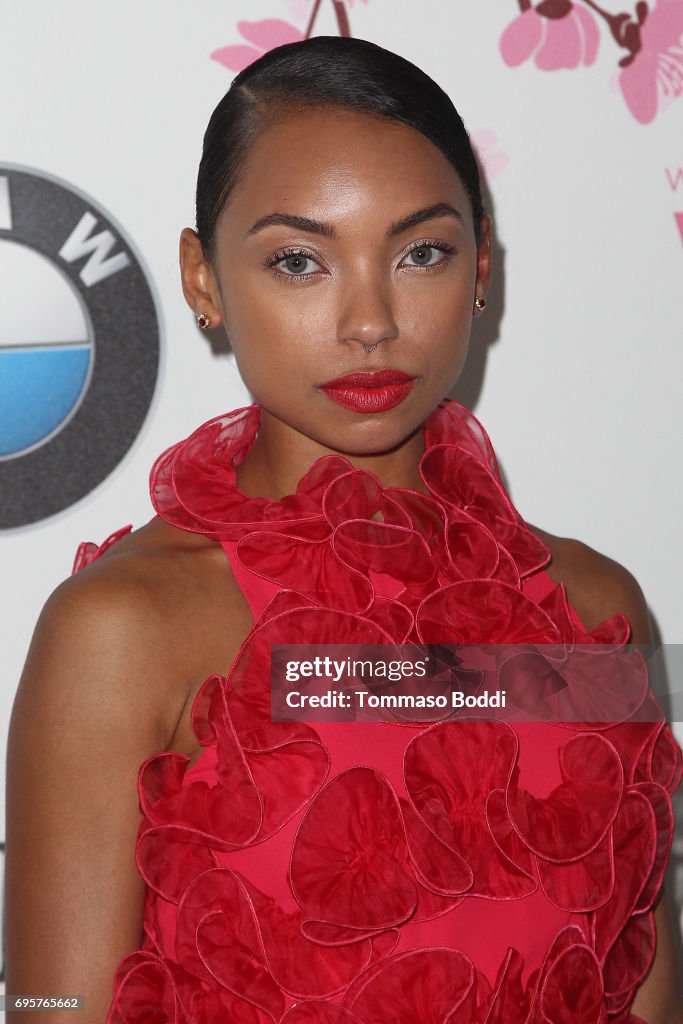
[2,0,682,993]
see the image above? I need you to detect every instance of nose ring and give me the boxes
[362,343,380,354]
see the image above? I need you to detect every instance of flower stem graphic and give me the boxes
[332,0,352,36]
[304,0,324,39]
[305,0,352,40]
[580,0,648,65]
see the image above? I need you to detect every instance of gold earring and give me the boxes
[474,296,486,312]
[196,311,212,329]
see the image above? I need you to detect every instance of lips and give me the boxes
[320,369,417,413]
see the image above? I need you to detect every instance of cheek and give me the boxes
[223,284,317,394]
[221,258,475,383]
[399,276,474,343]
[223,269,324,343]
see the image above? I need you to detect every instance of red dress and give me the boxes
[74,399,682,1024]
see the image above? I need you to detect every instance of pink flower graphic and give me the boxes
[676,211,683,242]
[618,0,683,123]
[500,2,600,70]
[471,129,509,179]
[286,1,311,21]
[211,19,304,73]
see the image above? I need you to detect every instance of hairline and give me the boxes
[202,92,483,262]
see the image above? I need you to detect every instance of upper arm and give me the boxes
[4,568,179,1024]
[529,527,652,642]
[531,528,683,1021]
[631,897,683,1023]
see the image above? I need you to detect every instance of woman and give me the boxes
[6,35,682,1024]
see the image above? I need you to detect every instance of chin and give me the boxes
[314,413,425,459]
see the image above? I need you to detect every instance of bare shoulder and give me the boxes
[20,516,253,751]
[5,520,253,1021]
[526,523,651,642]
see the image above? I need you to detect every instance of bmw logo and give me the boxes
[0,165,160,528]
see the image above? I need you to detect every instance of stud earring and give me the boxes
[474,296,486,313]
[196,312,212,329]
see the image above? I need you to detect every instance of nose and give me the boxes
[335,273,399,353]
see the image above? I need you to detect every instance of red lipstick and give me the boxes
[320,370,416,413]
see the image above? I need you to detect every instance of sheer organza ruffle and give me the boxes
[74,400,681,1024]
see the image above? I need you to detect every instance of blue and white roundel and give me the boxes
[0,240,93,458]
[0,165,160,528]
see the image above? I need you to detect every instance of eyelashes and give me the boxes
[263,247,320,280]
[262,239,457,283]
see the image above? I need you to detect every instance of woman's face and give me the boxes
[181,105,490,462]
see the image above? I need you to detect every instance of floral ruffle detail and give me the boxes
[148,401,628,646]
[80,399,682,1023]
[71,524,132,573]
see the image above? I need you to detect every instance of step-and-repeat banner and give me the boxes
[2,0,682,988]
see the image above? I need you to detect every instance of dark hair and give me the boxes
[196,35,485,258]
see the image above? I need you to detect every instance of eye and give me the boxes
[264,248,322,279]
[400,241,455,269]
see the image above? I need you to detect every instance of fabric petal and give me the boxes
[345,948,477,1024]
[72,524,132,573]
[175,867,285,1016]
[405,722,534,898]
[498,646,648,728]
[333,520,435,587]
[290,767,417,931]
[526,925,591,1024]
[591,789,656,959]
[106,951,183,1024]
[400,796,473,895]
[486,788,534,876]
[539,944,606,1023]
[237,531,373,614]
[537,829,614,913]
[483,947,529,1024]
[137,825,219,903]
[603,911,656,1002]
[281,1002,364,1023]
[638,719,683,792]
[630,782,673,913]
[506,733,623,862]
[239,876,381,999]
[418,580,561,644]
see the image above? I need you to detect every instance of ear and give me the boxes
[179,228,224,326]
[475,214,492,299]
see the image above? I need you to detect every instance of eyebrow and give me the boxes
[245,202,463,239]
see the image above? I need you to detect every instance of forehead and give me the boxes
[220,106,471,233]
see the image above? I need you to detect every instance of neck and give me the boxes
[234,407,429,500]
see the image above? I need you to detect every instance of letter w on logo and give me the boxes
[59,212,131,286]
